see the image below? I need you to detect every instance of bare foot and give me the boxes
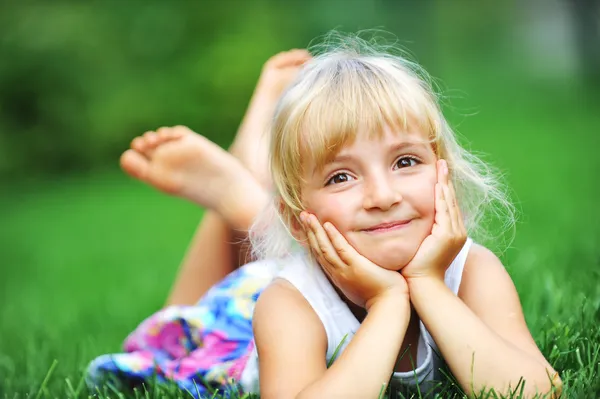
[255,49,313,101]
[230,49,312,187]
[120,126,268,230]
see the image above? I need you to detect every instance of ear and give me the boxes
[277,197,308,249]
[289,213,307,246]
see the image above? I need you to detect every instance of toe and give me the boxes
[270,49,312,68]
[156,126,170,137]
[143,131,159,148]
[288,49,312,63]
[131,136,147,152]
[157,127,173,140]
[156,126,188,142]
[171,125,192,137]
[120,149,150,180]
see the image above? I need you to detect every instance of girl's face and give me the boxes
[300,126,438,271]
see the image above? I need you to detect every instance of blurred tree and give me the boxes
[0,0,437,180]
[568,0,600,83]
[1,1,593,182]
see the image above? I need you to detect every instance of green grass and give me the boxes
[0,84,599,398]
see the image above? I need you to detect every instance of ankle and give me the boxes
[218,179,269,231]
[251,79,284,108]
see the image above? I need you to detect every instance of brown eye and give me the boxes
[326,173,352,185]
[395,157,418,169]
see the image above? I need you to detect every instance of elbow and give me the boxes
[531,369,563,399]
[525,372,563,399]
[468,371,563,399]
[546,371,563,399]
[522,372,565,399]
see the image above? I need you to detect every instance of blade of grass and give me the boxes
[34,359,58,399]
[327,333,349,368]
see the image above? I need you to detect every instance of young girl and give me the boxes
[88,35,562,398]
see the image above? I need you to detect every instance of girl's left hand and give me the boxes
[401,159,467,281]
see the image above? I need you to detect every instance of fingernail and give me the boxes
[442,160,448,175]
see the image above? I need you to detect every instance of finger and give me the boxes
[323,222,360,266]
[306,228,321,257]
[319,258,337,283]
[301,213,321,255]
[448,182,466,234]
[434,182,451,231]
[437,159,449,186]
[307,214,345,269]
[442,184,457,232]
[301,212,331,264]
[304,222,340,273]
[307,234,337,275]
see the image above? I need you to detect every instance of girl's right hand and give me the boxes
[300,212,409,310]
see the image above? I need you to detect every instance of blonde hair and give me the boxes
[251,32,515,260]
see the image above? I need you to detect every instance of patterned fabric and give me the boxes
[86,260,277,397]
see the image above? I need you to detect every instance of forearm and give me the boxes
[298,296,411,399]
[408,278,558,397]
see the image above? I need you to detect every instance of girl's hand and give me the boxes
[300,212,409,310]
[401,159,467,281]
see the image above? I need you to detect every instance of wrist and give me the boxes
[404,271,445,285]
[366,289,410,313]
[406,274,445,286]
[406,276,449,305]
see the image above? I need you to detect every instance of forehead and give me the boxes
[335,127,431,155]
[302,123,433,174]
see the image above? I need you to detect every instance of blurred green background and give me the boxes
[0,0,599,395]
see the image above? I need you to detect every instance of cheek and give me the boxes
[305,194,352,230]
[411,174,437,216]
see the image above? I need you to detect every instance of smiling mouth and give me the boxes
[362,220,412,233]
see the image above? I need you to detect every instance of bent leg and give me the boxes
[164,211,233,306]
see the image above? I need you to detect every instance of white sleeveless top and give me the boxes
[240,238,473,394]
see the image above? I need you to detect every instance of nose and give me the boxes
[362,175,402,211]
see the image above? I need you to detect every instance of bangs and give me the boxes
[297,56,439,171]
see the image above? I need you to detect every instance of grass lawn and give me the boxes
[0,84,599,398]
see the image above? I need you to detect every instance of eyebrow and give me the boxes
[327,141,430,165]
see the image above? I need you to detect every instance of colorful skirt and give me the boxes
[86,260,277,397]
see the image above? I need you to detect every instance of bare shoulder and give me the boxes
[254,278,326,335]
[459,243,515,309]
[464,242,504,271]
[253,278,327,399]
[458,243,551,367]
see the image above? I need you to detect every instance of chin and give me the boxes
[348,229,429,271]
[363,245,418,271]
